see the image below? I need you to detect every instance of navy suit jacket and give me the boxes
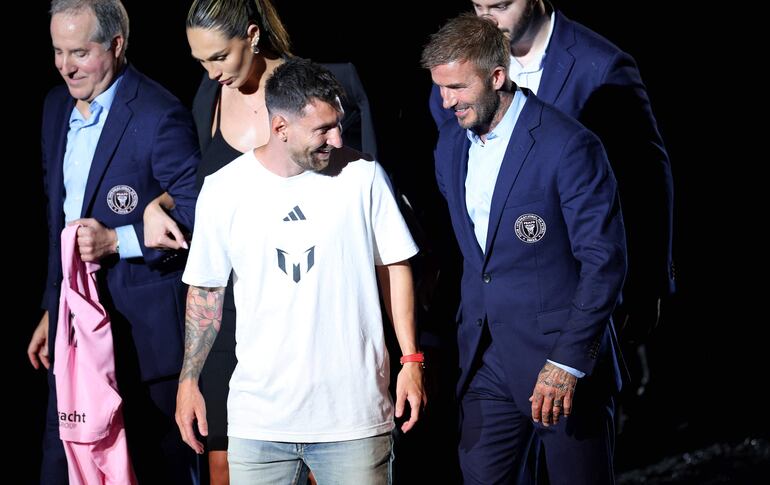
[41,64,200,381]
[434,90,626,403]
[431,11,673,304]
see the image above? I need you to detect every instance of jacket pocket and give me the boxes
[536,306,570,334]
[504,188,544,208]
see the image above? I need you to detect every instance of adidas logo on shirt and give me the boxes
[283,205,306,221]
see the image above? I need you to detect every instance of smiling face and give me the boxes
[284,99,344,172]
[187,26,257,89]
[51,9,123,103]
[431,59,501,133]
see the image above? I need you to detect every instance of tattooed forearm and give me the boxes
[179,285,225,382]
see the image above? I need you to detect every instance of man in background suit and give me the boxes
[424,14,626,484]
[26,1,199,482]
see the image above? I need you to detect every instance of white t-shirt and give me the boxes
[182,150,418,442]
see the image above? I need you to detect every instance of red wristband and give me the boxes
[400,352,425,366]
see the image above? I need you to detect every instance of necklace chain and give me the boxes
[240,91,263,115]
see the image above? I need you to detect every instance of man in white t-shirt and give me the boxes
[175,58,425,484]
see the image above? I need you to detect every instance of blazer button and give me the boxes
[476,318,483,327]
[482,273,492,283]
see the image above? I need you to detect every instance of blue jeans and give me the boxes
[228,432,393,484]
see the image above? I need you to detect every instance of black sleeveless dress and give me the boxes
[196,89,242,451]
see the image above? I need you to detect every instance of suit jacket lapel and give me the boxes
[483,94,539,260]
[80,66,137,218]
[452,132,484,268]
[537,12,576,105]
[49,94,76,234]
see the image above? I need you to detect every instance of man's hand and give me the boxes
[69,218,117,262]
[175,286,224,454]
[144,193,188,250]
[175,379,208,454]
[27,312,50,370]
[376,261,425,432]
[395,362,427,433]
[529,361,577,427]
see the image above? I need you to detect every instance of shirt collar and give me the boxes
[69,72,124,125]
[466,89,520,146]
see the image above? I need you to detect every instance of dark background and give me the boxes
[15,1,761,482]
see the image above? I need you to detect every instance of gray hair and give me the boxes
[50,0,129,58]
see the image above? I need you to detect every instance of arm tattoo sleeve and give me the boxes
[179,286,225,382]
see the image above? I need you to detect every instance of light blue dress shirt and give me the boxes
[465,88,526,251]
[465,88,584,378]
[63,75,141,258]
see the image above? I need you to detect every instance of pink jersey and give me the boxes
[54,225,135,484]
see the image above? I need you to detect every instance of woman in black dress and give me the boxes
[146,1,289,483]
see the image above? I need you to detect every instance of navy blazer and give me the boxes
[431,11,673,303]
[41,65,200,381]
[434,90,626,402]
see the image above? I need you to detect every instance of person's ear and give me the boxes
[111,34,125,60]
[490,65,507,90]
[248,24,261,54]
[272,114,288,142]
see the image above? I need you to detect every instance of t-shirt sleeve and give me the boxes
[370,162,419,266]
[182,175,233,287]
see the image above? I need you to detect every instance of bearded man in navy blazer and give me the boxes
[431,1,674,345]
[26,1,199,483]
[423,14,626,484]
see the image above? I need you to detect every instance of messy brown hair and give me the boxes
[421,13,509,77]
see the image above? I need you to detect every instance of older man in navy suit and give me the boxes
[423,14,626,484]
[27,1,199,483]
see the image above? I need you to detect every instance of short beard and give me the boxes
[291,150,331,173]
[467,79,501,134]
[507,0,537,47]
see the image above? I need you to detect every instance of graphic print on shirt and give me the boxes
[283,205,306,221]
[276,204,315,283]
[276,246,315,283]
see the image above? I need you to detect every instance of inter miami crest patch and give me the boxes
[514,213,546,243]
[106,185,138,215]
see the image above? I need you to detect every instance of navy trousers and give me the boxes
[459,333,616,485]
